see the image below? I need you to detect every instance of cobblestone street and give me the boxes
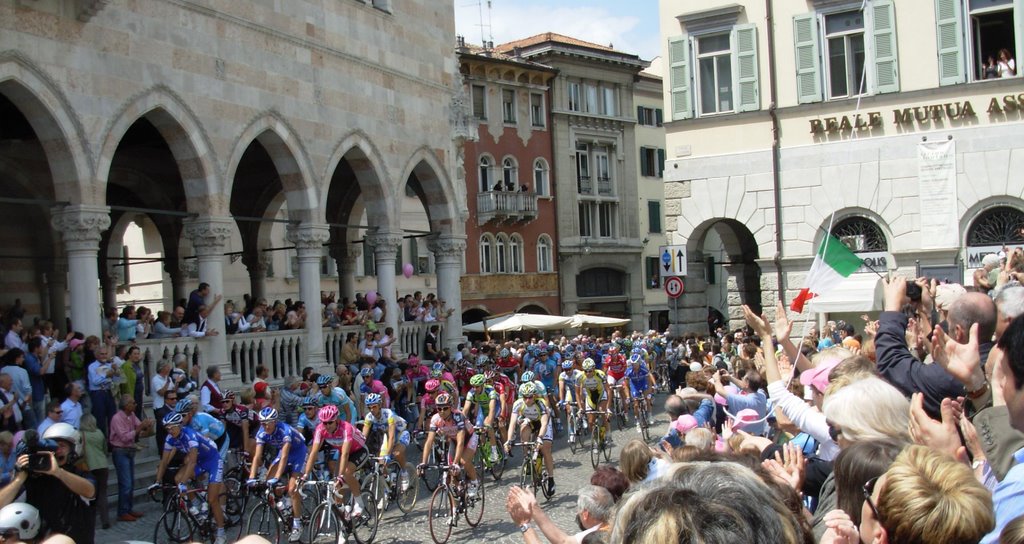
[97,401,667,543]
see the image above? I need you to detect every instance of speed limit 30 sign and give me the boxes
[664,276,684,299]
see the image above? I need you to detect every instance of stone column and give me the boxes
[427,234,466,350]
[334,245,361,302]
[167,260,190,308]
[365,230,403,333]
[242,250,269,303]
[48,260,67,327]
[287,223,330,365]
[183,217,232,370]
[51,205,110,337]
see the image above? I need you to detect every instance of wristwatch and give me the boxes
[519,523,531,533]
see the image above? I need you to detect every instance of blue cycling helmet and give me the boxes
[365,393,383,406]
[520,371,535,383]
[499,348,510,358]
[163,412,185,427]
[174,398,194,414]
[432,362,445,372]
[302,396,317,407]
[258,407,278,422]
[316,375,333,387]
[561,360,574,370]
[629,353,643,364]
[360,367,374,378]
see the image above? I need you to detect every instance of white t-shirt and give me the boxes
[572,526,601,544]
[151,374,171,410]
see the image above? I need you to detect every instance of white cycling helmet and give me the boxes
[42,422,82,457]
[0,503,40,540]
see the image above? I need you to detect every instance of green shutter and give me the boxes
[655,108,663,126]
[409,238,418,274]
[871,0,900,94]
[934,0,965,85]
[394,245,403,274]
[637,105,644,123]
[733,24,760,112]
[657,148,666,178]
[793,13,822,104]
[639,148,650,176]
[363,245,374,276]
[648,201,662,234]
[668,35,693,120]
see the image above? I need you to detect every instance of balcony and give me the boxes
[597,176,613,196]
[477,191,538,225]
[578,176,613,197]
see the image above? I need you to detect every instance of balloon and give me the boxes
[366,290,378,305]
[402,263,414,278]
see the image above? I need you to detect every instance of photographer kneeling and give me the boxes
[0,424,95,543]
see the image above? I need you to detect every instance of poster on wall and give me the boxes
[918,140,958,249]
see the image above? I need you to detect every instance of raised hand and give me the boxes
[932,323,986,390]
[773,300,793,343]
[908,393,965,461]
[742,305,772,339]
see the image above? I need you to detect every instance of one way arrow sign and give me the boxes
[659,245,687,278]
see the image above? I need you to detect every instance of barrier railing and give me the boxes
[228,330,305,383]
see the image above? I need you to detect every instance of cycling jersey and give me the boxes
[511,398,549,422]
[191,412,226,440]
[358,379,391,407]
[313,420,366,451]
[222,404,251,449]
[428,410,474,441]
[604,354,627,378]
[579,370,606,392]
[559,369,584,391]
[295,413,319,442]
[532,358,557,391]
[364,408,410,448]
[316,387,358,424]
[625,365,652,396]
[164,426,223,483]
[256,421,308,473]
[467,386,499,413]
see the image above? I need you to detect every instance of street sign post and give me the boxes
[658,245,687,277]
[664,276,684,299]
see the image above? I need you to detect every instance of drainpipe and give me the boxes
[766,0,786,306]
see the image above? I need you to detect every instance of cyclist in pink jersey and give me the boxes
[299,404,369,518]
[417,393,480,499]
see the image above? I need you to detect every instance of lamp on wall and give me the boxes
[582,237,592,255]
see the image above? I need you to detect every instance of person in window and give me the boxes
[998,48,1017,78]
[493,181,504,192]
[984,54,1000,79]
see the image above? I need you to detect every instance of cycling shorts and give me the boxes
[520,418,553,442]
[196,457,224,484]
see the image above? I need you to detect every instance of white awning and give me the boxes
[806,274,884,313]
[462,313,573,332]
[569,314,631,328]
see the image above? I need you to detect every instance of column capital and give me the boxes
[184,217,233,257]
[365,230,403,260]
[287,223,331,255]
[50,205,111,251]
[427,234,467,263]
[332,244,362,266]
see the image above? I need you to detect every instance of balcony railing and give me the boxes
[578,175,592,195]
[597,176,613,196]
[477,191,538,225]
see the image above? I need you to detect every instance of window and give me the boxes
[533,159,549,196]
[637,106,664,126]
[478,155,494,192]
[502,89,516,123]
[696,33,734,114]
[576,143,591,194]
[967,206,1024,245]
[568,82,581,111]
[362,246,375,276]
[502,157,518,191]
[576,268,626,297]
[793,1,899,103]
[598,203,615,237]
[579,203,593,237]
[371,0,392,13]
[937,0,1020,84]
[668,24,760,120]
[537,235,553,273]
[602,87,616,116]
[824,11,867,99]
[530,93,545,126]
[479,235,494,273]
[510,235,524,273]
[648,201,662,233]
[584,84,598,113]
[831,216,888,252]
[640,147,658,177]
[496,234,508,273]
[646,257,662,289]
[472,84,487,119]
[594,147,611,196]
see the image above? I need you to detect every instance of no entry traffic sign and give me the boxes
[664,276,684,299]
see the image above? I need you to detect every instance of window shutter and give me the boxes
[640,148,650,176]
[871,0,900,94]
[395,245,403,275]
[409,238,418,274]
[648,201,662,234]
[793,14,823,104]
[637,105,644,123]
[657,148,666,178]
[668,35,693,120]
[934,0,965,85]
[732,24,760,112]
[363,245,375,276]
[655,108,663,126]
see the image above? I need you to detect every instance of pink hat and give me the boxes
[799,358,843,394]
[673,414,699,434]
[69,338,85,349]
[731,408,760,430]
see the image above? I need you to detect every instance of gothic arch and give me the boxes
[398,146,463,233]
[324,129,393,230]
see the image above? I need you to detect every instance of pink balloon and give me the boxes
[402,262,414,279]
[366,290,378,305]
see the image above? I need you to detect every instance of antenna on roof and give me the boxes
[474,0,494,48]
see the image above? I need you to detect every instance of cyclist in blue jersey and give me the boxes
[295,396,320,444]
[624,353,656,426]
[248,407,307,542]
[152,412,227,544]
[313,374,356,423]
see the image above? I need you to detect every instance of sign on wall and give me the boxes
[918,140,959,249]
[659,245,687,277]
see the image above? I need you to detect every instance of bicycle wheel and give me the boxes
[540,468,554,500]
[423,447,441,492]
[153,507,195,544]
[245,502,282,543]
[602,431,612,462]
[590,428,601,469]
[222,474,246,526]
[567,413,579,454]
[615,397,627,429]
[577,415,590,450]
[488,443,506,480]
[363,471,388,519]
[640,407,652,442]
[519,457,530,489]
[396,461,419,514]
[464,475,485,527]
[428,485,454,544]
[306,503,340,544]
[300,481,322,524]
[352,490,379,544]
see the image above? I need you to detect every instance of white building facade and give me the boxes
[660,0,1024,331]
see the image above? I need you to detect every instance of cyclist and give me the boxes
[417,392,480,499]
[454,358,479,397]
[485,370,513,442]
[248,407,307,543]
[220,390,253,455]
[495,347,520,382]
[431,361,456,385]
[176,397,229,459]
[313,374,356,424]
[152,412,228,544]
[295,396,319,444]
[625,352,656,427]
[557,359,584,439]
[416,378,442,431]
[361,393,412,491]
[358,367,391,411]
[504,382,555,495]
[462,374,501,463]
[299,405,369,519]
[575,358,610,450]
[602,345,627,418]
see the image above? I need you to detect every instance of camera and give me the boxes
[18,430,58,472]
[906,282,923,302]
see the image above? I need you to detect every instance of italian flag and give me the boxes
[791,234,864,313]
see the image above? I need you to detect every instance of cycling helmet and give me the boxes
[435,393,452,407]
[564,344,575,354]
[258,407,279,422]
[316,375,333,387]
[223,390,237,401]
[631,347,643,356]
[623,339,634,349]
[174,398,194,414]
[499,348,510,358]
[582,358,596,371]
[518,382,537,397]
[302,396,317,407]
[476,355,490,366]
[425,379,440,393]
[608,345,619,353]
[432,362,445,372]
[546,344,556,352]
[629,353,643,364]
[483,370,497,381]
[163,412,185,427]
[365,393,383,406]
[561,360,574,370]
[0,503,40,540]
[430,369,443,379]
[317,405,339,422]
[520,371,535,383]
[360,367,374,378]
[469,374,486,387]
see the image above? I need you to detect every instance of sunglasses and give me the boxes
[863,476,882,521]
[439,406,451,411]
[827,422,843,442]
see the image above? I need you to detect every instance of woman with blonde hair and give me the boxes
[80,414,111,529]
[618,439,670,484]
[822,377,910,446]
